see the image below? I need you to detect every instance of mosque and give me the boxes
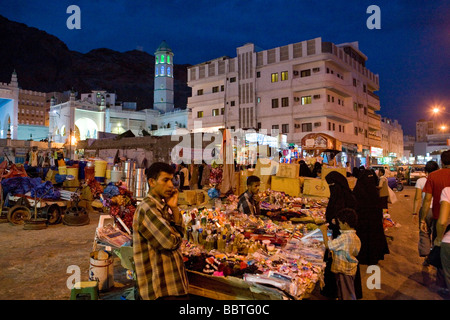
[0,41,189,144]
[46,41,189,143]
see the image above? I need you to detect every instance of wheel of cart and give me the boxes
[7,196,32,225]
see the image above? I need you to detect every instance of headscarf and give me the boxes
[353,169,379,207]
[312,162,322,178]
[325,171,357,224]
[299,160,312,177]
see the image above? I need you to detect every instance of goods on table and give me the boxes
[101,182,137,232]
[180,200,326,300]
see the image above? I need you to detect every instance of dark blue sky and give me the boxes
[2,0,449,135]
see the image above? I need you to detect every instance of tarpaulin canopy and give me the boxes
[1,177,60,200]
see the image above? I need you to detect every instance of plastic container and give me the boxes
[89,250,114,292]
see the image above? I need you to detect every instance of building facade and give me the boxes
[416,119,435,142]
[380,117,404,160]
[187,38,382,158]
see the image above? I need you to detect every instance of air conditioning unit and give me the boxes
[312,67,320,72]
[359,128,364,133]
[314,122,322,127]
[358,104,363,108]
[313,94,321,99]
[294,97,300,102]
[294,124,300,128]
[293,70,299,76]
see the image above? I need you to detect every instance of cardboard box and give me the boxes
[276,163,300,179]
[321,167,347,180]
[271,176,301,197]
[302,177,330,198]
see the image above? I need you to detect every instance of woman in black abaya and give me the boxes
[321,171,362,299]
[353,169,390,265]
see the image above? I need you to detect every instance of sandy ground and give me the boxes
[0,186,447,300]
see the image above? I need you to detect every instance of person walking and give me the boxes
[435,187,450,297]
[133,162,189,300]
[420,150,450,292]
[413,160,440,264]
[353,169,390,266]
[321,171,361,299]
[320,208,361,300]
[377,168,389,212]
[179,163,190,191]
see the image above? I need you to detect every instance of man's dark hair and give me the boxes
[379,168,385,175]
[425,160,439,173]
[247,175,260,186]
[336,208,358,229]
[441,150,450,166]
[146,162,174,180]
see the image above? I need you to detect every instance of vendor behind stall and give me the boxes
[132,162,189,300]
[238,175,261,216]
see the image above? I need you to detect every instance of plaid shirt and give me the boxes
[328,230,361,276]
[238,190,261,215]
[132,194,189,300]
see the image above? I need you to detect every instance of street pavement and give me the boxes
[0,186,448,300]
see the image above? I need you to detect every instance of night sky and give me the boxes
[2,0,449,136]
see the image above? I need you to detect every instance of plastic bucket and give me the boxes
[110,169,122,183]
[89,251,114,291]
[94,160,107,181]
[66,167,79,180]
[58,166,67,175]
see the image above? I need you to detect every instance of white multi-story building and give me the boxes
[187,37,382,158]
[380,117,404,160]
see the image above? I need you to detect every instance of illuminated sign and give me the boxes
[370,147,383,157]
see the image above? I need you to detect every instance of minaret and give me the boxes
[153,40,174,113]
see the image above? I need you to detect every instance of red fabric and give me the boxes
[423,168,450,219]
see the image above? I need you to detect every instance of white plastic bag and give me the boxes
[388,186,397,204]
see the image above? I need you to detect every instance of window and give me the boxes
[281,71,288,81]
[197,111,204,118]
[353,78,357,87]
[212,86,219,93]
[167,56,170,64]
[301,69,311,77]
[271,73,278,82]
[353,102,358,112]
[302,123,312,132]
[257,97,261,103]
[197,89,203,96]
[281,97,289,107]
[161,66,165,75]
[221,85,224,91]
[221,108,224,115]
[328,122,331,130]
[212,109,220,116]
[333,123,335,131]
[167,67,171,76]
[354,127,358,135]
[272,124,279,130]
[363,84,366,93]
[155,68,158,76]
[161,55,165,63]
[365,129,368,138]
[301,96,312,105]
[339,125,342,132]
[256,71,261,78]
[327,95,331,102]
[272,98,279,108]
[364,107,367,115]
[257,122,261,129]
[326,68,330,74]
[332,96,335,103]
[282,124,289,133]
[230,101,235,107]
[230,77,236,83]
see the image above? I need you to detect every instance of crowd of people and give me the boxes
[130,150,450,300]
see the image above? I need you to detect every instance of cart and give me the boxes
[6,193,68,225]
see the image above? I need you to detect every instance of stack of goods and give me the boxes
[86,178,104,199]
[180,206,326,299]
[102,182,137,232]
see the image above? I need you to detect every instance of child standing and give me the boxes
[320,208,361,300]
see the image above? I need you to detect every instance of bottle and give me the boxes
[217,234,226,252]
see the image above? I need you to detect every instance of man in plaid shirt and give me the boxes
[320,208,361,300]
[133,162,189,300]
[238,175,261,216]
